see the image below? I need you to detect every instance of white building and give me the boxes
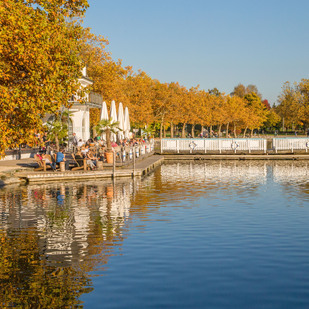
[68,67,101,142]
[44,67,102,143]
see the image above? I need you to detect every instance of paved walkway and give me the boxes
[0,158,36,174]
[0,154,161,174]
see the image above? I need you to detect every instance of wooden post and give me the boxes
[83,159,87,171]
[133,146,136,177]
[97,160,103,170]
[43,160,47,172]
[60,161,65,172]
[112,150,116,179]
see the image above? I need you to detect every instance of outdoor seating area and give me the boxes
[34,138,155,172]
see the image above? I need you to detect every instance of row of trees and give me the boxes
[1,0,308,156]
[81,32,282,138]
[87,61,278,138]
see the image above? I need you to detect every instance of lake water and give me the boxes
[1,161,309,308]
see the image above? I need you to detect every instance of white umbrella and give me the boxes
[124,106,131,139]
[100,101,109,141]
[100,101,109,121]
[110,100,118,142]
[117,102,125,140]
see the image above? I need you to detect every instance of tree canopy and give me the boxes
[0,0,88,156]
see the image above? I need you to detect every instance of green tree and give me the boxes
[95,119,120,152]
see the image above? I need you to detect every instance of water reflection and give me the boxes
[0,179,136,307]
[0,161,309,307]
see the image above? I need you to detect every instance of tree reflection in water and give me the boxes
[0,161,309,307]
[0,179,134,308]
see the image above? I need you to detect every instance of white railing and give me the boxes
[273,138,309,153]
[116,142,154,163]
[161,138,267,153]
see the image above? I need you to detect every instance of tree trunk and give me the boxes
[191,124,195,138]
[171,122,174,138]
[226,123,229,138]
[163,124,167,138]
[233,123,237,138]
[106,128,112,151]
[55,135,60,152]
[250,128,253,137]
[160,122,163,139]
[243,127,248,138]
[92,126,97,139]
[210,125,213,137]
[218,124,222,137]
[182,123,186,138]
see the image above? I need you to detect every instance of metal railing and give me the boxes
[115,143,155,164]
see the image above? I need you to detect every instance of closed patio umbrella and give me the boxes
[100,101,109,121]
[100,101,109,141]
[124,106,131,139]
[117,102,125,140]
[110,100,118,142]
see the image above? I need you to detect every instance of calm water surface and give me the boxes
[1,161,309,308]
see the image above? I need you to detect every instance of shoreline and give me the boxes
[1,153,309,187]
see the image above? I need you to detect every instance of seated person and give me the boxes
[86,150,97,170]
[42,154,56,171]
[77,139,84,147]
[74,151,84,167]
[53,148,69,170]
[81,145,89,158]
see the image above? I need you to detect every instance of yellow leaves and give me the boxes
[0,0,86,156]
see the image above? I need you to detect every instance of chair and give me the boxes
[34,154,44,171]
[71,153,86,171]
[34,154,53,171]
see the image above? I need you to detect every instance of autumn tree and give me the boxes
[297,79,309,128]
[276,82,303,130]
[0,0,89,156]
[231,83,247,98]
[243,92,268,135]
[208,87,221,97]
[264,109,281,129]
[177,86,199,138]
[123,70,155,128]
[166,82,183,138]
[225,96,247,137]
[211,94,228,137]
[232,83,262,99]
[152,81,170,138]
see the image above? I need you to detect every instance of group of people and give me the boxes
[37,148,69,171]
[36,132,151,171]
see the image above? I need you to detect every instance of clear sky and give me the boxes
[83,0,309,105]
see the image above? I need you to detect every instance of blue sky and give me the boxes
[83,0,309,105]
